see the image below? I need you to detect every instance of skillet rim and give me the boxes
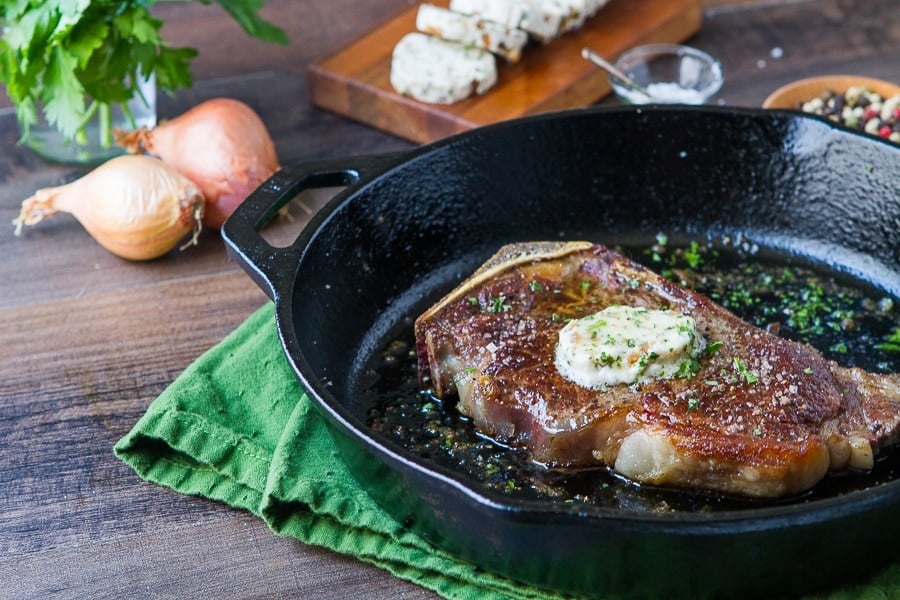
[270,104,900,531]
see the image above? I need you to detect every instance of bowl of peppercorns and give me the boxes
[763,75,900,143]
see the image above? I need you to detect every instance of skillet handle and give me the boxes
[222,153,404,301]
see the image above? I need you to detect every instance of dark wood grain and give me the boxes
[1,0,898,598]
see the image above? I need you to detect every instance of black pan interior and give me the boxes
[294,106,900,419]
[278,107,900,597]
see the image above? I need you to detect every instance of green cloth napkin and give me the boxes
[115,303,900,600]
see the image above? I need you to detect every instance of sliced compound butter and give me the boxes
[416,4,528,62]
[390,32,497,105]
[555,305,706,389]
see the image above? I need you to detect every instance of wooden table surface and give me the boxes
[2,1,898,598]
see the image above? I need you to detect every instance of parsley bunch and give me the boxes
[0,1,287,144]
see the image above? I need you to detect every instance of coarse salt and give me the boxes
[619,82,709,105]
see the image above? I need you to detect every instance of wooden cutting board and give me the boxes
[308,0,703,143]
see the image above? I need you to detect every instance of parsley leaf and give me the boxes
[41,45,84,136]
[206,0,289,45]
[0,1,288,143]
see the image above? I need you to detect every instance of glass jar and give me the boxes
[22,74,157,166]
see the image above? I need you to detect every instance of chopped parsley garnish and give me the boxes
[733,357,759,384]
[674,358,701,379]
[529,280,545,292]
[470,293,512,313]
[683,240,703,269]
[704,340,724,355]
[490,294,512,313]
[877,328,900,352]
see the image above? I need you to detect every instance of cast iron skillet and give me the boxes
[223,106,900,598]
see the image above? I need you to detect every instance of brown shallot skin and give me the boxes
[117,98,280,229]
[12,155,205,261]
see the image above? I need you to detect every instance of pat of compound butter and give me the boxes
[555,305,705,389]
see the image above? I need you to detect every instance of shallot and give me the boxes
[13,155,204,261]
[116,98,280,229]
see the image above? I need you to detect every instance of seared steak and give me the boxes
[414,242,900,498]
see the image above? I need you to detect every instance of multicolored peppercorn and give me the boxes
[799,86,900,144]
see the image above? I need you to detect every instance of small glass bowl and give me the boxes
[610,44,723,105]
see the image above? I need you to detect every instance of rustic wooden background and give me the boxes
[1,1,898,598]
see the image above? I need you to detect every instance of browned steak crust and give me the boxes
[415,242,900,498]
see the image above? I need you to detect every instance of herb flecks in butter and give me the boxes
[555,305,706,390]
